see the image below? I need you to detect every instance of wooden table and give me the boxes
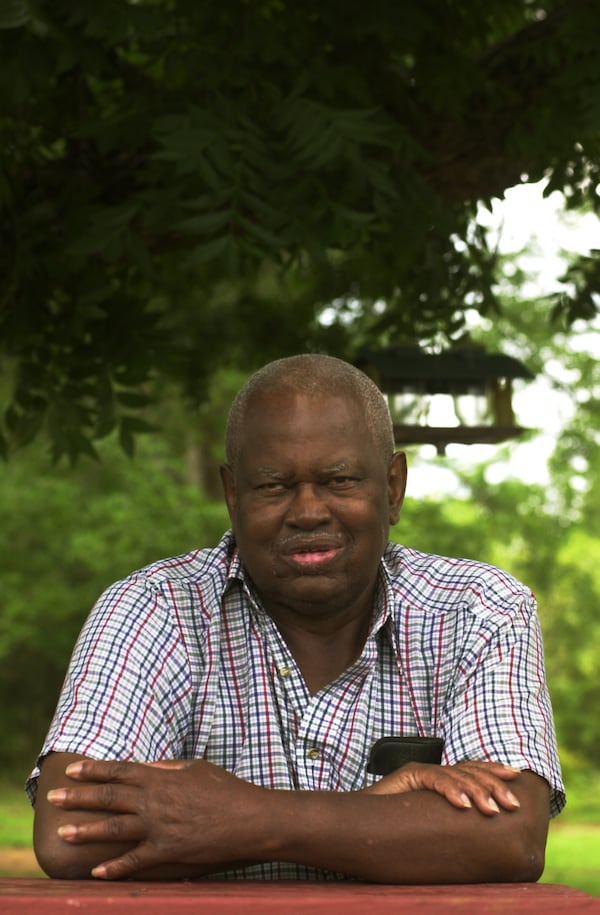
[0,879,598,914]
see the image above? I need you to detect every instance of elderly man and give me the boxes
[29,354,564,882]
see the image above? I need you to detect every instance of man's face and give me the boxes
[220,390,406,625]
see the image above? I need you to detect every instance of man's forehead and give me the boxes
[237,406,378,478]
[245,386,363,415]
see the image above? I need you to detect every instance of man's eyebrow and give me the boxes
[254,464,354,477]
[255,467,286,478]
[321,462,354,475]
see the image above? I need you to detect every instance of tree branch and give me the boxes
[417,0,600,201]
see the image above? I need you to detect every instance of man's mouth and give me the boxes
[288,548,339,567]
[281,538,343,570]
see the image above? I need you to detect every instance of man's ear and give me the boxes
[220,464,237,522]
[387,451,407,525]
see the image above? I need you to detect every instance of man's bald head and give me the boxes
[225,354,395,472]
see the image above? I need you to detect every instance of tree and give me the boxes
[1,0,600,460]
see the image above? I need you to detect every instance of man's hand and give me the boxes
[46,757,267,880]
[364,760,522,816]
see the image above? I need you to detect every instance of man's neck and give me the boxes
[268,604,373,695]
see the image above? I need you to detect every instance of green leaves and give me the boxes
[1,0,600,460]
[0,0,30,29]
[279,100,393,168]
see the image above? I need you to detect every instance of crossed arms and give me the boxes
[34,751,550,883]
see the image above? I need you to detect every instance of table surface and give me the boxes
[0,879,599,914]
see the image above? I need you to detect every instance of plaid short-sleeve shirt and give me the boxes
[28,531,565,880]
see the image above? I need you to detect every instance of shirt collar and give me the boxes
[369,556,396,640]
[225,534,245,583]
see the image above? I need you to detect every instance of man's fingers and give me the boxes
[365,761,523,816]
[57,814,142,844]
[91,847,149,881]
[47,759,151,812]
[47,782,139,813]
[449,764,522,812]
[65,759,139,783]
[414,764,520,815]
[457,761,521,781]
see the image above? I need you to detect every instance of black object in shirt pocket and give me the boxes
[367,736,444,775]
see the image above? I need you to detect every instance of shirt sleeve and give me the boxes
[441,604,566,818]
[25,574,194,805]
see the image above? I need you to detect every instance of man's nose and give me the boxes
[286,483,331,526]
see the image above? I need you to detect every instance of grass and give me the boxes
[0,783,34,848]
[541,823,600,896]
[539,769,600,897]
[0,781,43,878]
[1,774,599,893]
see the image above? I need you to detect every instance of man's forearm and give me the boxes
[256,773,547,884]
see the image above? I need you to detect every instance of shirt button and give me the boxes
[307,748,321,761]
[278,666,292,678]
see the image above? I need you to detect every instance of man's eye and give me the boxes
[257,482,286,492]
[329,476,356,487]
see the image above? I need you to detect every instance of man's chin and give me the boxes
[274,574,349,609]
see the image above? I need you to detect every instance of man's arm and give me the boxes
[35,752,550,883]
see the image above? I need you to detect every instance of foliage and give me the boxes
[0,431,229,772]
[1,0,600,459]
[538,531,600,764]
